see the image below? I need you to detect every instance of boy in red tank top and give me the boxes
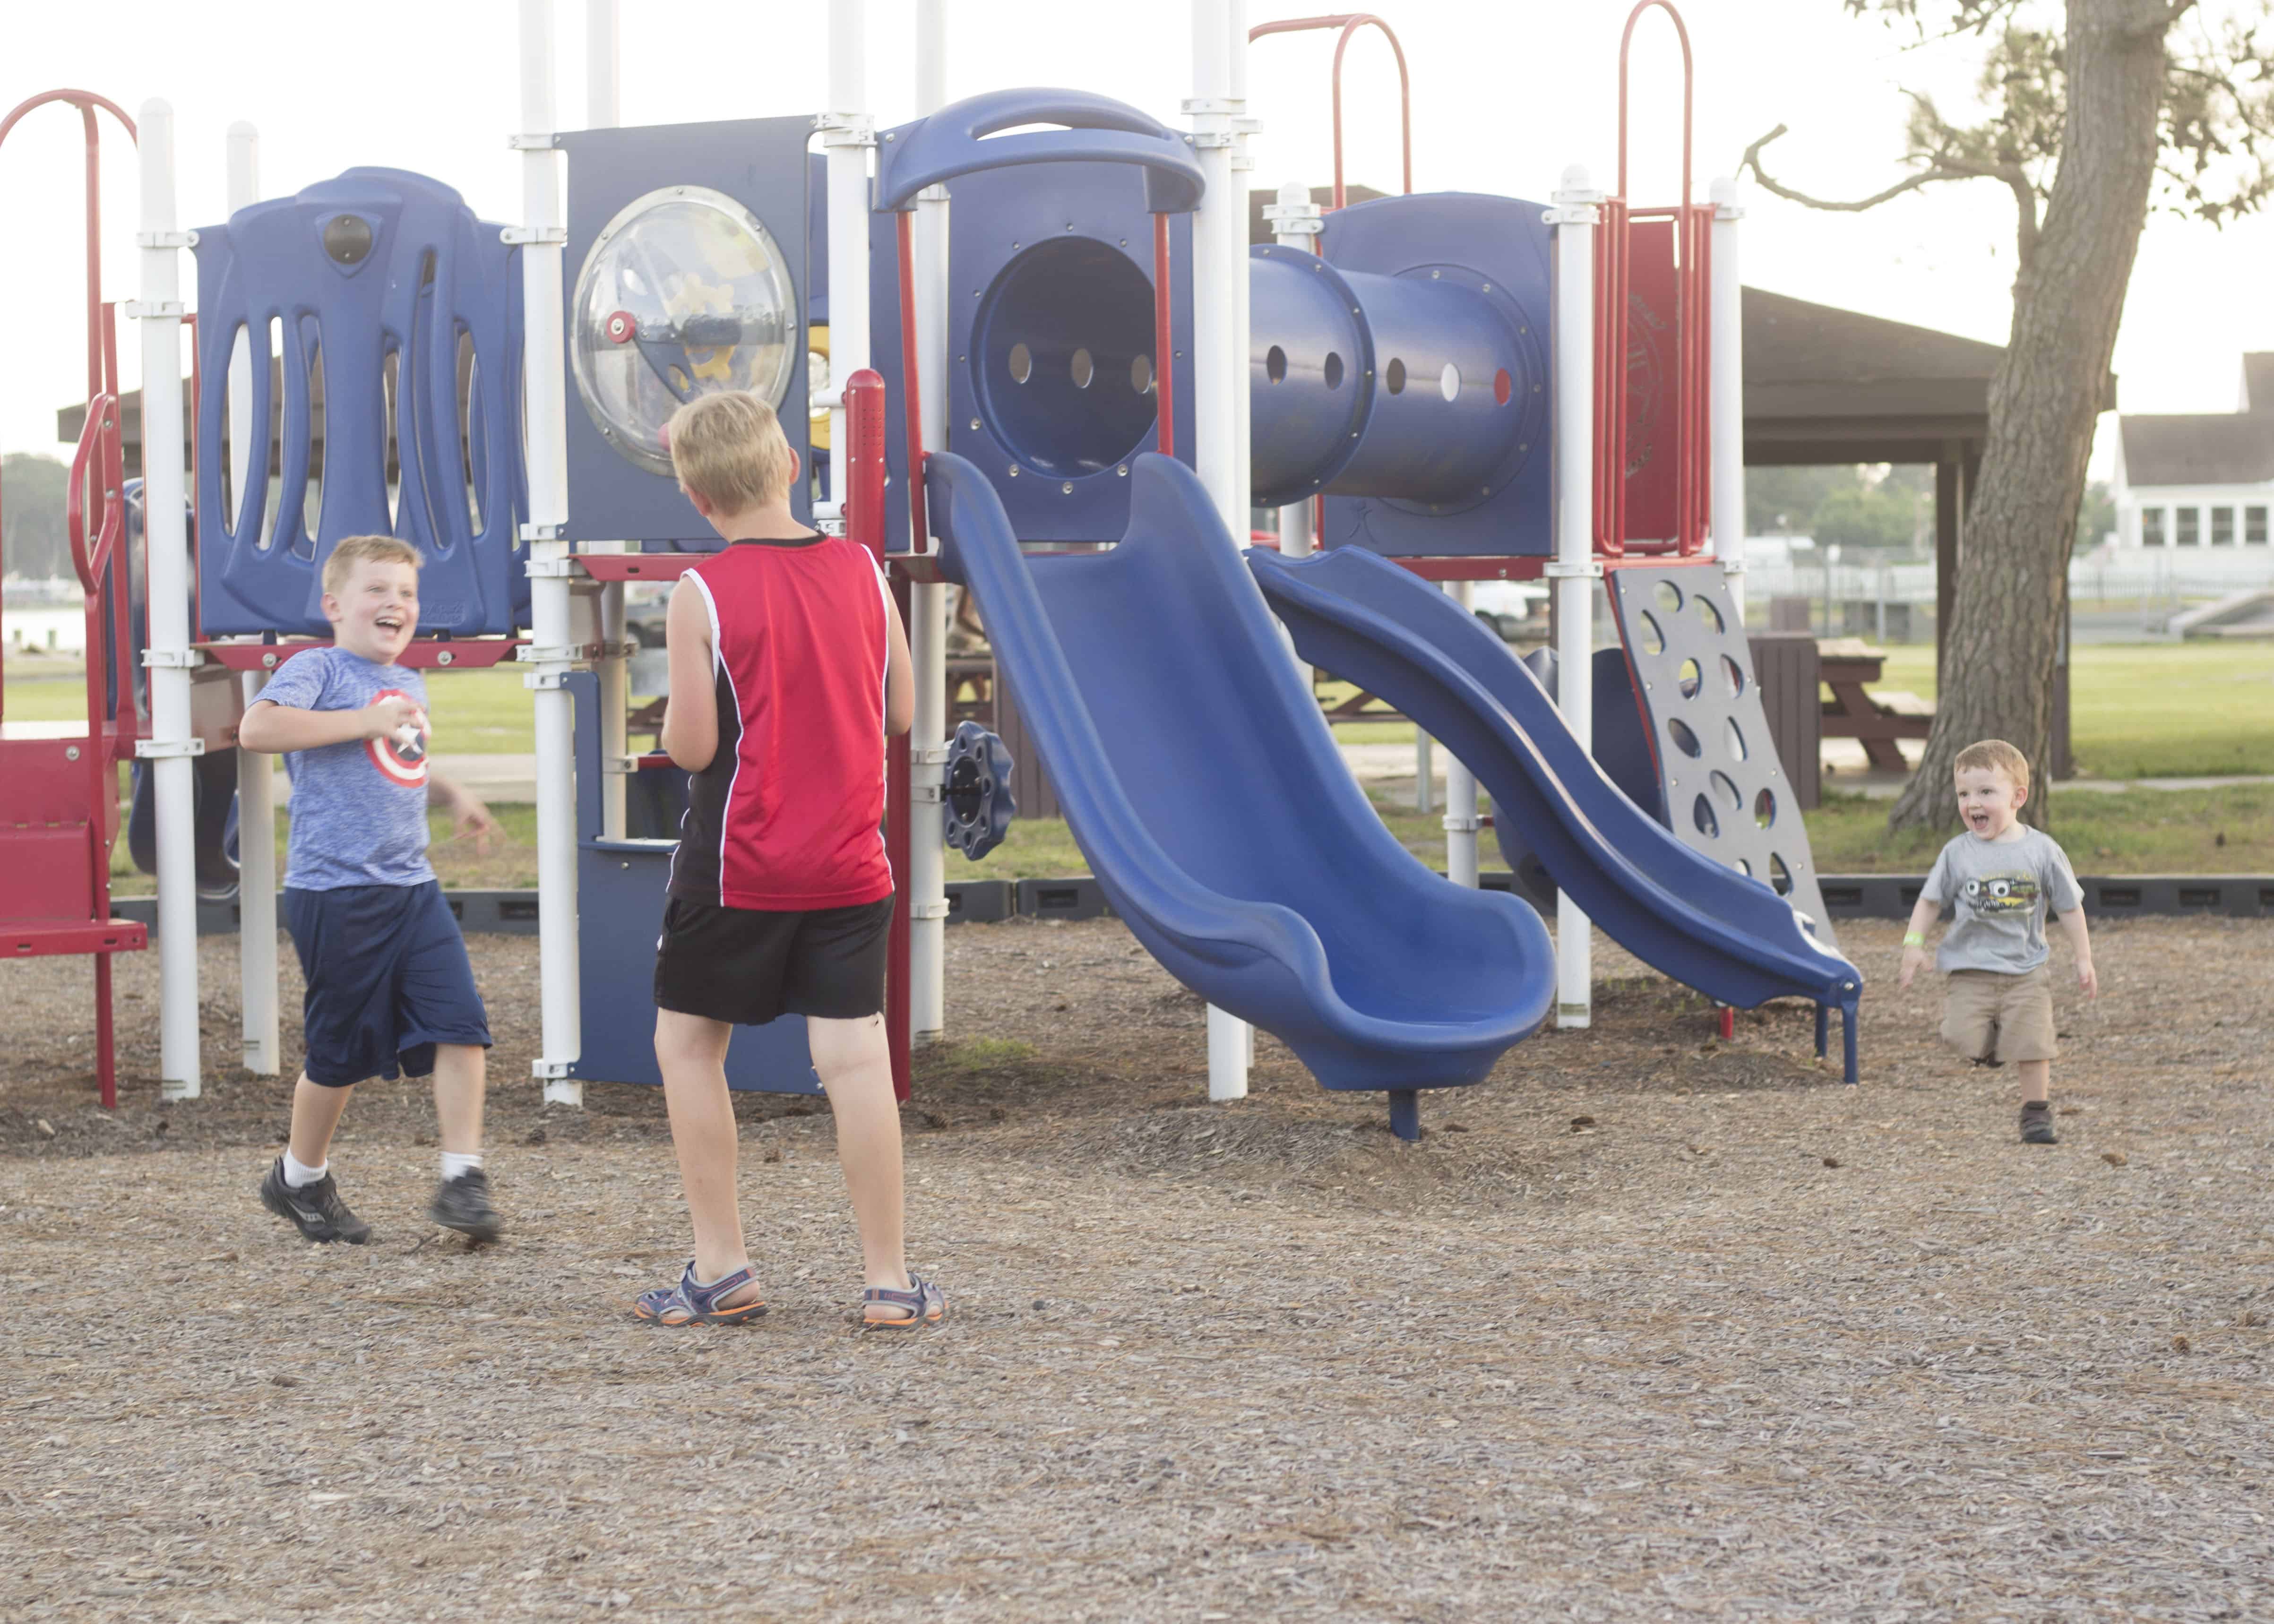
[633,391,940,1331]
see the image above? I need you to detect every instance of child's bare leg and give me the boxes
[2017,1060,2050,1105]
[807,1013,910,1292]
[431,1043,487,1155]
[654,1010,761,1304]
[288,1076,354,1167]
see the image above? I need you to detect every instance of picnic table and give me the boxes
[1817,636,1934,771]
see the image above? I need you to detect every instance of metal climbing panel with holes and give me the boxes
[1604,563,1838,948]
[193,168,526,637]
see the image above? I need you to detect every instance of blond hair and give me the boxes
[667,391,796,513]
[322,534,422,599]
[1954,738,2031,793]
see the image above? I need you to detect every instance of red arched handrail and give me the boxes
[1616,0,1694,205]
[1249,13,1413,208]
[0,91,138,399]
[0,90,138,729]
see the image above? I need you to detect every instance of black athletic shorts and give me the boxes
[653,893,895,1027]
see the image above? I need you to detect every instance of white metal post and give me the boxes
[586,0,629,841]
[226,121,279,1077]
[821,0,873,504]
[586,0,619,129]
[1189,0,1251,1102]
[1443,580,1480,886]
[133,101,202,1100]
[1549,167,1602,1030]
[1226,0,1253,528]
[1265,180,1318,689]
[1709,175,1745,622]
[907,0,951,1045]
[520,0,583,1104]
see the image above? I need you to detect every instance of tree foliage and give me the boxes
[1,453,71,583]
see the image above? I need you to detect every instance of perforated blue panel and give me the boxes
[1605,564,1839,947]
[932,161,1195,545]
[556,117,812,549]
[193,168,525,637]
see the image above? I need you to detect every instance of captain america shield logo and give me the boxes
[366,689,430,788]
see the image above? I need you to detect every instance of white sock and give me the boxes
[281,1150,327,1188]
[439,1151,484,1182]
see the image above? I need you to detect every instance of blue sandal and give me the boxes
[861,1275,946,1330]
[633,1262,768,1327]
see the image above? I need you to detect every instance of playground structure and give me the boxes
[2,0,1861,1138]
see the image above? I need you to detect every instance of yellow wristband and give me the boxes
[1903,932,1926,947]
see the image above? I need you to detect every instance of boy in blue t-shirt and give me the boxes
[238,535,505,1243]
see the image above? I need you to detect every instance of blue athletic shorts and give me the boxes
[284,881,492,1086]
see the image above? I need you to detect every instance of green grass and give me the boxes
[5,666,539,753]
[110,802,544,897]
[950,782,2274,885]
[1863,643,2274,778]
[25,644,2274,779]
[1805,784,2274,874]
[103,777,2274,900]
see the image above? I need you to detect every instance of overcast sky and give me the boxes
[7,0,2271,479]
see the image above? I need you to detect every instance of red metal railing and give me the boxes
[0,89,138,727]
[1249,13,1413,209]
[1595,0,1712,560]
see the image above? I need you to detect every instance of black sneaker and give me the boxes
[259,1158,372,1244]
[2020,1101,2059,1145]
[428,1167,503,1243]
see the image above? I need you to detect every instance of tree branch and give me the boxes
[2123,0,2197,39]
[1740,125,1961,210]
[1740,123,2041,264]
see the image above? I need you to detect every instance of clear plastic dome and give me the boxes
[569,185,797,477]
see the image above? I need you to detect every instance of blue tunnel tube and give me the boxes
[1248,243,1536,508]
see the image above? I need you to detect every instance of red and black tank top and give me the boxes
[666,535,894,911]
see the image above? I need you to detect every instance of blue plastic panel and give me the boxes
[192,168,525,636]
[1247,545,1860,1072]
[1304,192,1554,558]
[875,88,1204,215]
[925,161,1195,545]
[930,450,1551,1097]
[566,674,818,1092]
[557,117,812,549]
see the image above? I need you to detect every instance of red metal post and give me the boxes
[843,368,888,561]
[1152,214,1176,457]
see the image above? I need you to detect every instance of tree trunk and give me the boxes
[1889,0,2173,832]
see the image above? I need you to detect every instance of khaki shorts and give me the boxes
[1942,965,2057,1064]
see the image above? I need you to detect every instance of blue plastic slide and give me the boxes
[928,453,1554,1135]
[1247,545,1864,1082]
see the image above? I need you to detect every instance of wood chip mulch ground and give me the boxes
[2,913,2269,1621]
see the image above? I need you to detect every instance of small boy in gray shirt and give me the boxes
[1900,739,2098,1143]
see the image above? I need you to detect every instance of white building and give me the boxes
[2111,354,2274,573]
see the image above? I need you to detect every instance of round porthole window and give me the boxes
[569,185,797,477]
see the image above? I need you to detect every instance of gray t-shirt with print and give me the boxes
[1920,826,2083,975]
[256,647,434,890]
